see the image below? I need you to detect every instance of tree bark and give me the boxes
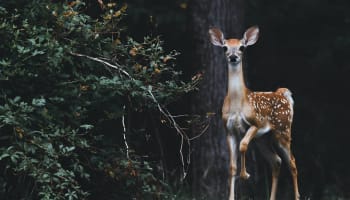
[188,0,244,199]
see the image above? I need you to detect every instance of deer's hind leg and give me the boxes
[275,132,300,200]
[256,136,282,200]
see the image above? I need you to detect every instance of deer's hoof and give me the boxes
[240,171,250,180]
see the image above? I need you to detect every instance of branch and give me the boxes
[70,52,133,80]
[148,88,191,180]
[122,105,129,159]
[70,52,209,180]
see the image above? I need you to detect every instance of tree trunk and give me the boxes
[188,0,244,199]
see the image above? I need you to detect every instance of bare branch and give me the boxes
[70,51,208,180]
[189,123,209,141]
[122,105,129,159]
[70,52,133,80]
[148,88,191,180]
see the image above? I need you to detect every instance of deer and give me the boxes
[208,26,300,200]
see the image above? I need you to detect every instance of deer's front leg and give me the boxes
[239,126,258,179]
[227,134,238,200]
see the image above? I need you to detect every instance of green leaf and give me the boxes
[32,49,45,56]
[32,97,46,107]
[80,124,94,130]
[0,59,10,67]
[13,96,21,102]
[0,153,10,160]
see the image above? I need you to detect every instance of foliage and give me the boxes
[0,1,199,199]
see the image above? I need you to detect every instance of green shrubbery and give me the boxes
[0,1,198,199]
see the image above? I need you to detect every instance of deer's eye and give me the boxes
[239,46,245,51]
[223,46,228,52]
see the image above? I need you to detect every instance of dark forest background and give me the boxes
[1,0,350,199]
[125,0,350,199]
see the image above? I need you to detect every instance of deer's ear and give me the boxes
[209,28,225,47]
[243,26,259,46]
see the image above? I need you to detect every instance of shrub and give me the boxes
[0,1,199,199]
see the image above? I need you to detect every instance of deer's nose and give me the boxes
[229,55,238,63]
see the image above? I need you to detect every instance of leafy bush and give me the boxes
[0,1,199,199]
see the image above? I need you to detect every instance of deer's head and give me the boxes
[209,26,259,66]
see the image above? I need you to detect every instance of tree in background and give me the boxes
[188,0,245,199]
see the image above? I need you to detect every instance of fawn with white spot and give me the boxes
[209,26,300,200]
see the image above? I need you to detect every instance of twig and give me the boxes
[188,123,209,141]
[70,51,208,179]
[122,105,129,159]
[170,114,190,118]
[70,52,133,80]
[148,88,190,180]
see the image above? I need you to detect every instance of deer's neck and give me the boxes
[227,62,248,108]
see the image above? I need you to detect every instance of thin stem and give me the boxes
[70,52,133,80]
[122,105,129,159]
[148,88,190,180]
